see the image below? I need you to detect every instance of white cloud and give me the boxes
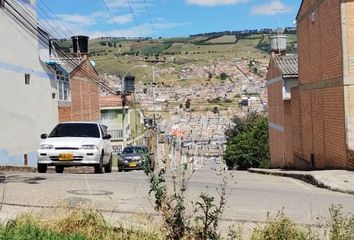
[110,14,134,24]
[186,0,249,7]
[250,0,292,15]
[90,21,190,38]
[55,14,96,26]
[104,0,148,10]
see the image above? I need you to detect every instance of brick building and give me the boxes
[268,0,354,170]
[49,36,100,123]
[267,55,298,168]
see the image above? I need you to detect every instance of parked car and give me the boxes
[37,122,112,174]
[118,146,154,171]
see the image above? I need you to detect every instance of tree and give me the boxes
[220,72,228,81]
[185,99,191,109]
[223,114,270,170]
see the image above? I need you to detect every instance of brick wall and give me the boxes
[296,0,348,169]
[343,1,354,169]
[267,58,287,168]
[58,58,101,122]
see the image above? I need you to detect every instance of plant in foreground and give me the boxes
[144,162,228,240]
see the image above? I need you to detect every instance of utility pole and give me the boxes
[145,59,165,170]
[121,77,127,149]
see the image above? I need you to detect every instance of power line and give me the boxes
[143,0,156,38]
[3,0,117,94]
[126,0,144,38]
[100,0,125,38]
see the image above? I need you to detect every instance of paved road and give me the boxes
[0,160,353,225]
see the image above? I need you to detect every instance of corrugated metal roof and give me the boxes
[273,54,298,77]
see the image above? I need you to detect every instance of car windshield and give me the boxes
[49,123,100,138]
[122,147,145,154]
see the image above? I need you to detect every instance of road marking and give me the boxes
[288,179,311,190]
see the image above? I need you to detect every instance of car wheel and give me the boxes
[37,164,47,173]
[104,155,112,173]
[55,166,64,173]
[94,154,103,174]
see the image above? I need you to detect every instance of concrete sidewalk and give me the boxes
[249,168,354,195]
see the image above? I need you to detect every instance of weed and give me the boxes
[327,205,354,240]
[251,211,318,240]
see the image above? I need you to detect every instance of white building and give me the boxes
[0,0,58,166]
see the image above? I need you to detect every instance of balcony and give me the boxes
[107,129,123,140]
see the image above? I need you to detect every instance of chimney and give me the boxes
[269,35,287,56]
[71,35,89,58]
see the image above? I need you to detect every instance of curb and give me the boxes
[248,168,354,195]
[0,165,119,174]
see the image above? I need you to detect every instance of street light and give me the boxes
[121,64,148,149]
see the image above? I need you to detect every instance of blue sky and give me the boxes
[38,0,301,38]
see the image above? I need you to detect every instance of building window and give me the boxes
[56,69,70,101]
[25,74,30,85]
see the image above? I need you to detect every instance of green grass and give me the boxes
[0,217,86,240]
[206,35,237,44]
[0,209,165,240]
[0,205,353,240]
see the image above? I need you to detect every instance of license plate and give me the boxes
[129,162,137,167]
[59,153,73,161]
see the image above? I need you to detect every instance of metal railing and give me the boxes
[107,129,123,139]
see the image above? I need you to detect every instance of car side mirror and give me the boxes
[103,134,112,140]
[41,134,48,139]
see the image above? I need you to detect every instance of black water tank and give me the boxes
[71,36,89,54]
[124,75,135,93]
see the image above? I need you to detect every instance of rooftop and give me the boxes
[273,54,298,77]
[100,95,133,108]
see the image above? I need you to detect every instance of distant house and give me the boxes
[0,0,58,166]
[47,36,101,122]
[100,95,144,154]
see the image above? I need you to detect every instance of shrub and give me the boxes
[327,205,354,240]
[251,212,317,240]
[224,113,270,170]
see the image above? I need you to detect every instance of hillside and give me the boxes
[56,33,297,84]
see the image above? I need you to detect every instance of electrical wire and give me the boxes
[100,0,125,38]
[126,0,144,38]
[143,0,156,38]
[3,0,117,94]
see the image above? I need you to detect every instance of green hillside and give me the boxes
[56,33,297,84]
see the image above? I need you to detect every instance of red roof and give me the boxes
[99,95,133,108]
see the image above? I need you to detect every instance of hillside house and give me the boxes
[0,0,58,166]
[100,95,144,154]
[268,0,354,170]
[47,36,101,122]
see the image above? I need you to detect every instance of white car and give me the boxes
[37,122,112,174]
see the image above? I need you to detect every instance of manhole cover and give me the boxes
[67,190,114,196]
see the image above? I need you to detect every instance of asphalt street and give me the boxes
[0,160,353,226]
